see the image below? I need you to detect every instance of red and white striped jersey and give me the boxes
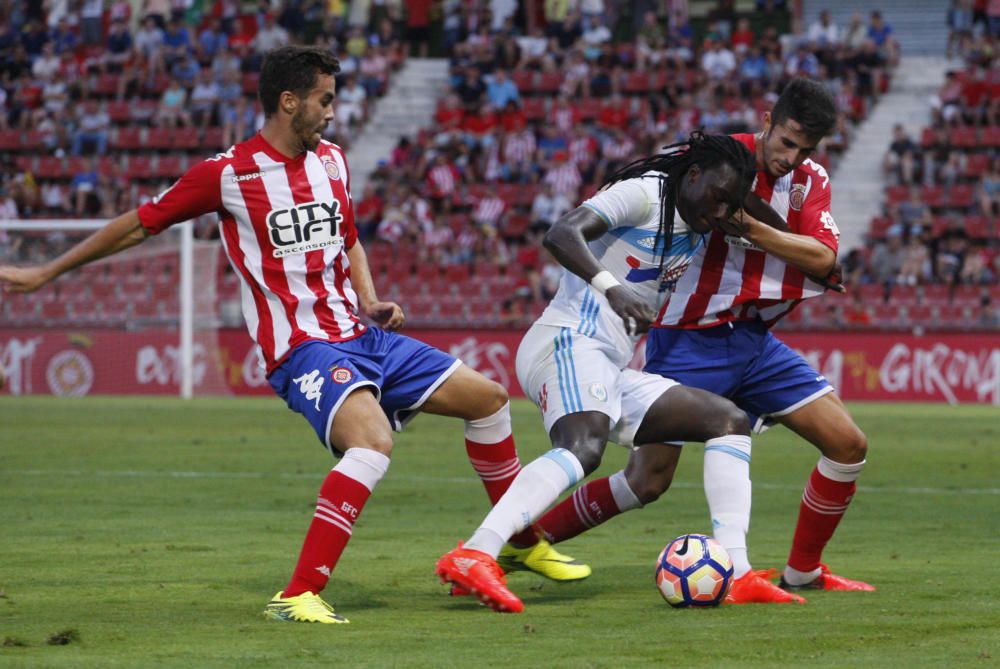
[657,133,840,329]
[137,133,363,373]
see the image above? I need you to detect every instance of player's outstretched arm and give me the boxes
[346,241,404,331]
[543,206,655,334]
[0,209,147,294]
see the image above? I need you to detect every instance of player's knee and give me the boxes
[553,437,604,475]
[697,397,751,440]
[466,378,509,419]
[625,467,674,505]
[841,426,868,463]
[331,430,394,457]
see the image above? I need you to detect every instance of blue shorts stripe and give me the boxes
[543,448,581,486]
[705,444,752,464]
[561,328,585,410]
[553,331,574,413]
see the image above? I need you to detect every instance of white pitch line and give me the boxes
[4,469,1000,496]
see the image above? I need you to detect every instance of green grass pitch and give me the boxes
[1,397,998,668]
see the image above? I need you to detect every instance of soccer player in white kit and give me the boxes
[436,133,760,613]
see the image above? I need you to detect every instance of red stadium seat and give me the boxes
[890,285,918,306]
[112,127,143,150]
[502,214,531,239]
[146,127,174,151]
[920,284,950,305]
[35,156,65,180]
[919,184,944,208]
[444,264,470,284]
[511,70,535,92]
[577,97,601,120]
[622,71,652,94]
[964,153,990,178]
[241,72,260,95]
[522,97,546,121]
[108,100,131,123]
[203,127,225,150]
[964,215,991,238]
[983,126,1000,148]
[947,184,975,210]
[474,263,501,280]
[949,126,979,149]
[919,127,936,148]
[127,155,154,180]
[0,129,21,151]
[869,216,892,239]
[885,184,908,206]
[858,284,886,304]
[93,73,119,97]
[173,127,200,150]
[153,155,183,179]
[535,71,563,94]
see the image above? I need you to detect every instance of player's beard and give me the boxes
[292,109,324,152]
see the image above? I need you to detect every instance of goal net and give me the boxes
[0,219,263,397]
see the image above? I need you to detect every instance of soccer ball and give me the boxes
[655,533,734,607]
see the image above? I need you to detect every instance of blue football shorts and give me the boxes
[643,320,834,433]
[268,328,462,454]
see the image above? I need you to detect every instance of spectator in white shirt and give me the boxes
[807,10,841,48]
[700,38,736,80]
[336,75,367,127]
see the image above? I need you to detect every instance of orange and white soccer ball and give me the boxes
[655,533,734,607]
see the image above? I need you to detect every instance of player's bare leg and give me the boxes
[266,389,393,624]
[776,392,874,591]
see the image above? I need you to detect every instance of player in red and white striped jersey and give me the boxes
[533,79,874,603]
[0,45,585,623]
[649,82,873,598]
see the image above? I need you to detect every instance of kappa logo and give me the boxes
[231,171,263,183]
[292,369,325,411]
[267,200,345,258]
[330,366,353,384]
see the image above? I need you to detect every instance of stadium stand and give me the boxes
[829,30,1000,332]
[3,1,948,332]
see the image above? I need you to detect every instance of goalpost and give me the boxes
[0,218,215,399]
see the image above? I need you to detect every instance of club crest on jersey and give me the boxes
[322,157,340,180]
[329,365,353,384]
[589,383,608,402]
[789,183,807,211]
[267,200,344,257]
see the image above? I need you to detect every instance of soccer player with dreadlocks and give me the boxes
[435,132,758,613]
[532,79,874,605]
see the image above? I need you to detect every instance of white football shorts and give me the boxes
[516,323,679,448]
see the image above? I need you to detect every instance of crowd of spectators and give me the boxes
[0,1,924,330]
[354,3,894,325]
[0,0,404,222]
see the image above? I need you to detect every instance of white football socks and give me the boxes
[465,448,585,558]
[703,435,753,578]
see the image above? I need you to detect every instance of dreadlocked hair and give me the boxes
[601,131,757,269]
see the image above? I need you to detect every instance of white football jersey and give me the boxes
[536,171,704,368]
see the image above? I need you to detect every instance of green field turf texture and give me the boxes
[1,398,998,668]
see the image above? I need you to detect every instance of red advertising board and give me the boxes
[2,328,999,405]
